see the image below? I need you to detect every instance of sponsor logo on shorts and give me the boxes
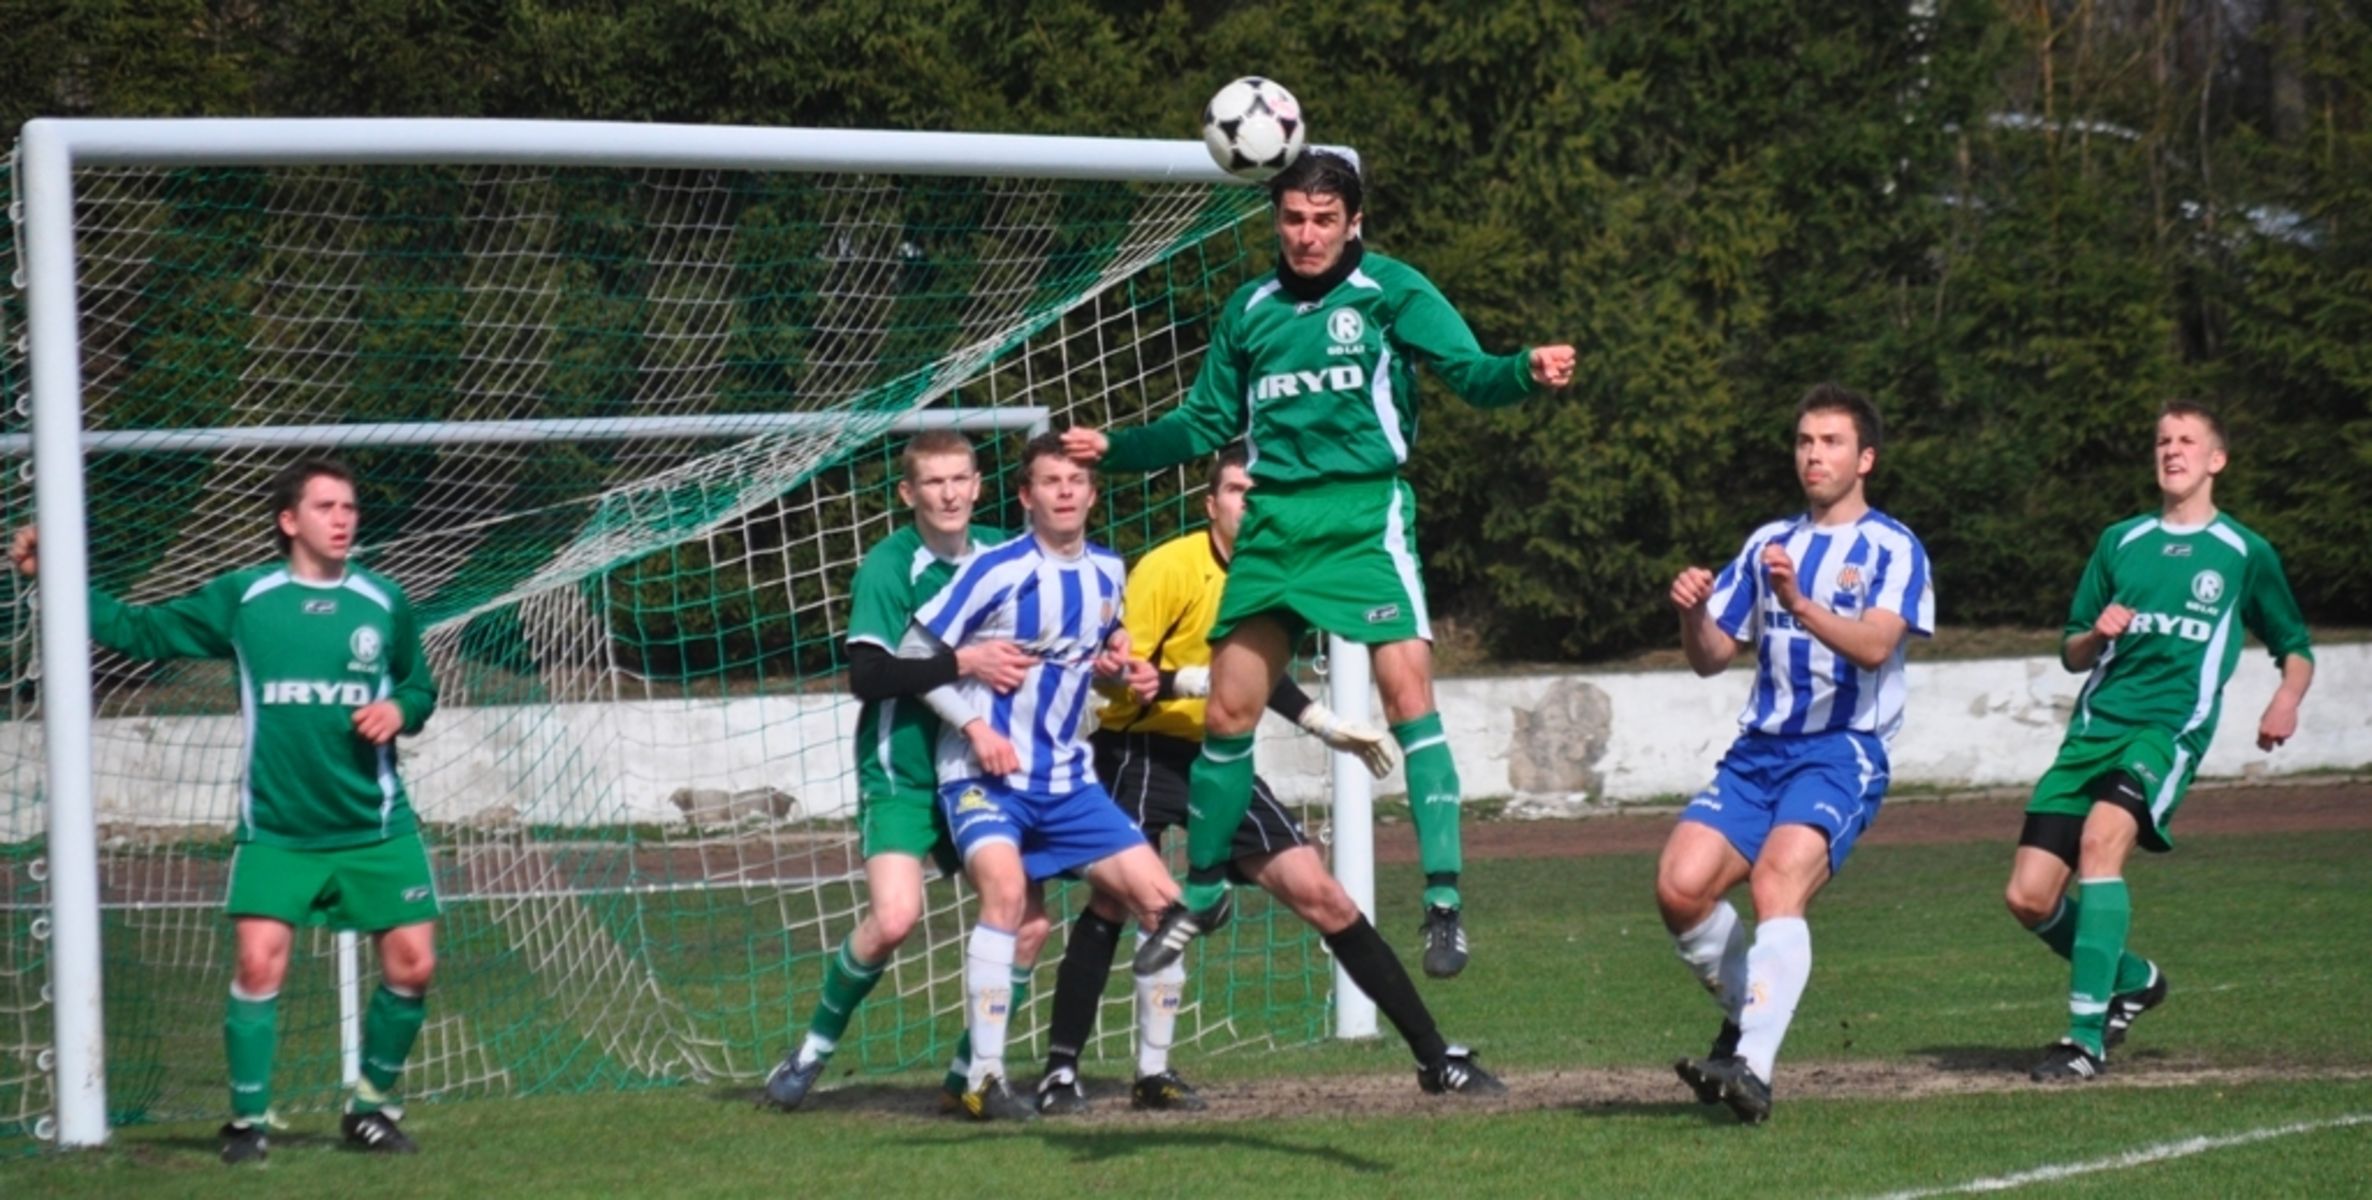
[403,885,431,903]
[1365,603,1400,624]
[1814,802,1843,823]
[2190,570,2224,605]
[1686,785,1722,812]
[303,598,338,615]
[955,786,995,814]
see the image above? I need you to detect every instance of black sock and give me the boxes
[1425,871,1459,895]
[1045,910,1125,1072]
[1323,916,1448,1065]
[1185,863,1229,889]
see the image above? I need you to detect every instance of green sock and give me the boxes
[945,968,1031,1094]
[805,939,888,1051]
[2067,878,2131,1055]
[354,984,427,1111]
[224,987,278,1121]
[2030,895,2155,993]
[1393,713,1463,910]
[1184,731,1257,906]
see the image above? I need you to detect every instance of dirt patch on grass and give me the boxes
[1383,778,2372,866]
[790,1058,2372,1127]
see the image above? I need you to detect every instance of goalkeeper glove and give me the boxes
[1172,665,1211,698]
[1296,701,1397,780]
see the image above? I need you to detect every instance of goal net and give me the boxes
[0,123,1341,1152]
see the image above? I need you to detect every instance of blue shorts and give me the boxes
[938,777,1147,883]
[1679,730,1889,875]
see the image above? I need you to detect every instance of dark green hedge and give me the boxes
[6,0,2363,661]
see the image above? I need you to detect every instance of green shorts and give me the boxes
[225,832,441,932]
[2026,726,2194,852]
[860,788,963,877]
[1214,476,1431,645]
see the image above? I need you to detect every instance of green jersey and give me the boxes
[847,524,1001,799]
[89,564,437,849]
[2065,512,2313,757]
[1102,250,1540,485]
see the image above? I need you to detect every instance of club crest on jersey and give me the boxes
[303,598,338,615]
[2190,570,2224,605]
[349,627,382,671]
[1327,308,1365,344]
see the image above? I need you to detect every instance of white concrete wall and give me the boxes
[6,643,2363,835]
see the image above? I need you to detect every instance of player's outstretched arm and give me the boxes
[1096,313,1250,473]
[1672,566,1741,676]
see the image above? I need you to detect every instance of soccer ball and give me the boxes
[1202,77,1306,182]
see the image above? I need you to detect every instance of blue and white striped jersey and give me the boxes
[1707,510,1935,743]
[910,531,1127,794]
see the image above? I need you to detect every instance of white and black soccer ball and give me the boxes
[1202,77,1306,182]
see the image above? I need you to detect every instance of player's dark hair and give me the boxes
[1796,383,1883,455]
[1023,429,1090,485]
[899,429,977,483]
[1268,150,1363,217]
[266,456,355,555]
[1208,442,1251,491]
[2159,400,2227,449]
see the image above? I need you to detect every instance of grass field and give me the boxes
[9,797,2371,1197]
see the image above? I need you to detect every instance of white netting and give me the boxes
[0,151,1332,1151]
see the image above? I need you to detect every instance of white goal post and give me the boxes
[13,117,1378,1150]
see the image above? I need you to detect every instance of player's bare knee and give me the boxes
[234,953,289,995]
[1087,890,1128,926]
[2003,887,2055,928]
[385,948,436,992]
[868,903,922,951]
[1653,873,1717,932]
[1015,910,1053,965]
[1293,879,1360,934]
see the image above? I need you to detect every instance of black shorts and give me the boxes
[1092,729,1308,884]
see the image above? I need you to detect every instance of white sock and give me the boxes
[1134,933,1185,1078]
[796,1031,834,1066]
[963,924,1017,1089]
[1734,917,1812,1082]
[1672,900,1749,1022]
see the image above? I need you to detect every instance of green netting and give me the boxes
[0,150,1334,1154]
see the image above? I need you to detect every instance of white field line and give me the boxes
[1859,1111,2372,1199]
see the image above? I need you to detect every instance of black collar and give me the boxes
[1276,239,1364,304]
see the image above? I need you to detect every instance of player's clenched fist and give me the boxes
[2092,603,2137,640]
[1669,566,1716,613]
[1762,542,1802,613]
[1529,345,1577,389]
[9,526,37,577]
[1059,426,1109,464]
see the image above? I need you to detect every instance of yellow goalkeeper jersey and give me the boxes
[1100,529,1228,742]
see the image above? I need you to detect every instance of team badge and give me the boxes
[348,627,382,668]
[1327,308,1365,344]
[2190,570,2224,605]
[1836,566,1861,590]
[955,786,993,813]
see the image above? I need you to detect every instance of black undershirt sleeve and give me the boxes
[846,640,960,703]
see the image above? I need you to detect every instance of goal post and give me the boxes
[4,117,1378,1152]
